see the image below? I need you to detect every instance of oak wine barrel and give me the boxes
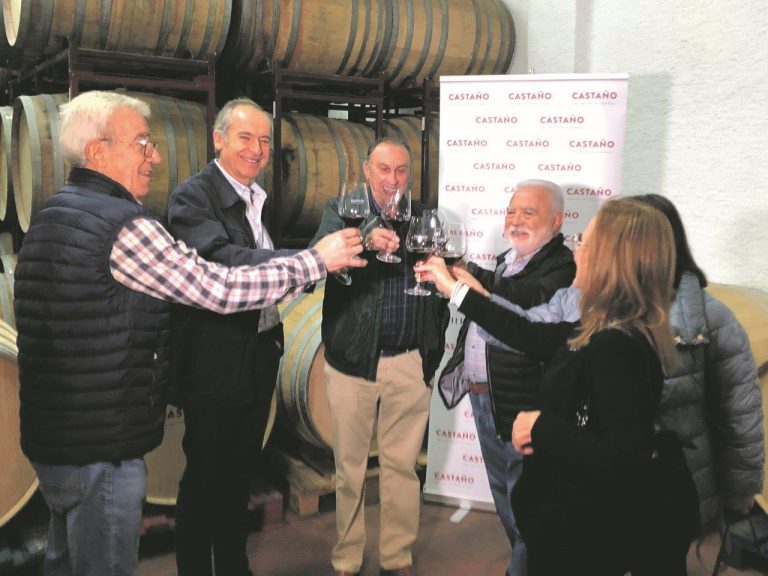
[2,0,231,63]
[220,0,514,87]
[0,320,37,527]
[221,0,390,78]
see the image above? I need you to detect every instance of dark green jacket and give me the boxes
[310,198,450,383]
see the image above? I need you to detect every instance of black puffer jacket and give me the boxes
[438,234,575,441]
[15,168,171,465]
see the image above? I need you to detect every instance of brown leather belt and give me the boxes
[468,381,490,395]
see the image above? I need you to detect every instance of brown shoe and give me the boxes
[380,566,415,576]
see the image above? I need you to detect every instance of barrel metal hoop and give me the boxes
[347,122,373,180]
[463,0,483,75]
[375,0,399,76]
[178,101,200,175]
[387,0,415,84]
[197,0,219,59]
[336,0,359,75]
[348,0,371,74]
[414,0,438,82]
[215,0,233,57]
[292,304,324,444]
[155,97,178,192]
[280,0,302,67]
[39,0,55,52]
[317,116,347,187]
[268,0,281,58]
[155,0,175,56]
[425,0,449,80]
[364,0,392,76]
[72,0,88,46]
[495,0,516,73]
[281,115,307,234]
[479,0,493,74]
[42,95,65,193]
[176,0,196,58]
[19,96,43,223]
[9,0,32,46]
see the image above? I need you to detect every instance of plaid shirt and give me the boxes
[110,218,325,313]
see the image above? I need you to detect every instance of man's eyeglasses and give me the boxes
[100,137,158,158]
[136,138,158,158]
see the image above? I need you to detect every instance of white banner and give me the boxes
[423,73,629,506]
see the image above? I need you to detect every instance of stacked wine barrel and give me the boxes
[221,0,515,87]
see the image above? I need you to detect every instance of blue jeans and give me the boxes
[32,459,147,576]
[470,391,527,576]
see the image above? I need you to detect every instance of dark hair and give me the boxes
[634,194,707,288]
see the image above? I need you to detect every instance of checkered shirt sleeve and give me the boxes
[110,218,325,314]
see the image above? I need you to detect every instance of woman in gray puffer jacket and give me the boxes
[639,194,763,531]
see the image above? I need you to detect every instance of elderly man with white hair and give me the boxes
[14,90,364,576]
[437,180,575,576]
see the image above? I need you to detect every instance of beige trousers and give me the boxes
[325,350,431,573]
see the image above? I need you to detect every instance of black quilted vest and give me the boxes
[15,168,171,465]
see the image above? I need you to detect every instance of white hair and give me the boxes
[59,91,151,166]
[514,179,565,213]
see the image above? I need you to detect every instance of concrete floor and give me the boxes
[136,499,764,576]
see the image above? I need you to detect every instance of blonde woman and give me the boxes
[416,198,677,575]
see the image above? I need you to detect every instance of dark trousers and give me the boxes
[174,346,280,576]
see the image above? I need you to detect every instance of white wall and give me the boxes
[499,0,768,291]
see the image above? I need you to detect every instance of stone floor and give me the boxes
[136,499,765,576]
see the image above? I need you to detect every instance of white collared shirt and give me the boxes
[215,160,280,332]
[215,159,274,250]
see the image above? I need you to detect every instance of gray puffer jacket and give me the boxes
[661,273,764,531]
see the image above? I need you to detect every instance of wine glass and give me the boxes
[432,221,467,298]
[335,179,370,285]
[404,209,442,296]
[376,187,412,263]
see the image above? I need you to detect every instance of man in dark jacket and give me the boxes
[438,180,575,576]
[14,91,364,576]
[310,137,450,576]
[166,98,295,576]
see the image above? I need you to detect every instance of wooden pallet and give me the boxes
[266,445,380,518]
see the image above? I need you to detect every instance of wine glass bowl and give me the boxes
[434,221,467,265]
[404,210,442,296]
[335,179,371,285]
[376,187,412,263]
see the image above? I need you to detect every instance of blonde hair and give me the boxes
[569,197,677,374]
